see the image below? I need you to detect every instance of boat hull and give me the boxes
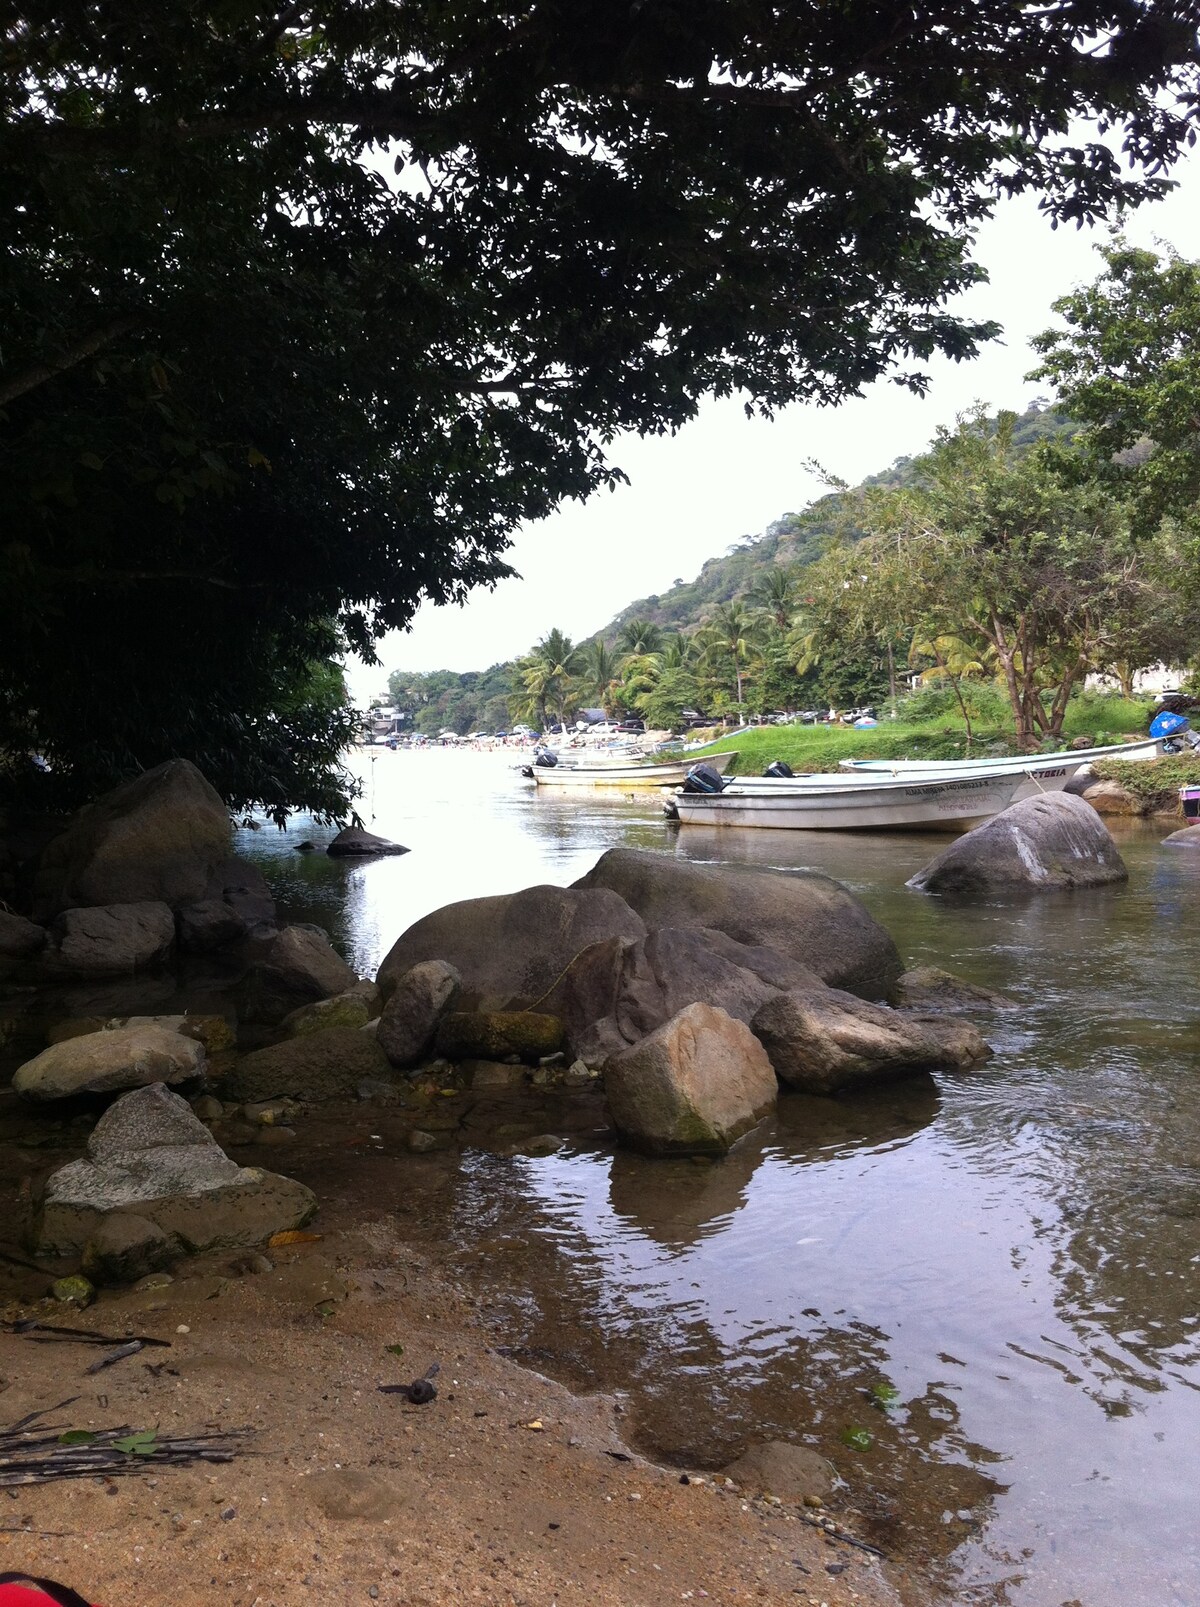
[530,751,735,789]
[838,737,1162,799]
[670,773,1020,830]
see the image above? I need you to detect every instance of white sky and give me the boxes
[347,156,1200,702]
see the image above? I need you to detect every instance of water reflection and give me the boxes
[232,748,1200,1607]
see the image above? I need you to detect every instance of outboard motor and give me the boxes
[682,762,728,794]
[764,760,794,778]
[1150,710,1200,754]
[533,748,559,767]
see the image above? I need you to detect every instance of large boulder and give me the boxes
[541,926,823,1065]
[907,792,1129,896]
[376,883,647,1010]
[575,848,901,999]
[327,826,409,857]
[39,901,175,977]
[604,1002,777,1155]
[32,1083,316,1260]
[239,925,358,1022]
[33,759,233,919]
[176,856,277,951]
[1162,824,1200,848]
[12,1024,207,1102]
[0,909,46,979]
[222,1026,392,1102]
[752,987,990,1095]
[376,960,461,1066]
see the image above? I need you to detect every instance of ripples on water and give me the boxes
[238,748,1200,1606]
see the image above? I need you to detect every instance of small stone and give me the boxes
[407,1129,440,1154]
[368,1591,380,1600]
[191,1095,224,1122]
[176,1323,190,1334]
[253,1125,298,1146]
[133,1272,174,1291]
[220,1507,236,1521]
[51,1274,94,1306]
[517,1134,564,1157]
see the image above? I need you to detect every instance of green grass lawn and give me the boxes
[691,692,1154,777]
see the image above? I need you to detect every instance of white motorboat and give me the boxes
[668,770,1022,830]
[835,736,1162,799]
[527,750,737,790]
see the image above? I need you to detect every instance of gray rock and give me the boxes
[376,959,461,1066]
[33,759,233,919]
[33,1083,316,1259]
[376,883,646,1010]
[604,1001,777,1156]
[540,925,823,1064]
[752,987,990,1096]
[0,909,46,979]
[81,1213,179,1285]
[892,966,1018,1012]
[907,792,1129,896]
[1163,824,1200,848]
[326,826,409,857]
[1064,775,1144,815]
[40,901,175,977]
[13,1025,207,1102]
[462,1059,527,1091]
[175,898,247,952]
[575,848,901,1000]
[223,1026,391,1102]
[239,925,358,1022]
[721,1441,836,1503]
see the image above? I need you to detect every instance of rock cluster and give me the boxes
[374,847,993,1156]
[32,1083,316,1273]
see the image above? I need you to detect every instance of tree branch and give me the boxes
[0,316,139,408]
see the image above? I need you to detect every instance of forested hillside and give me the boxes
[379,403,1078,734]
[599,403,1075,642]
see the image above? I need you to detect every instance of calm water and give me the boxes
[240,748,1200,1607]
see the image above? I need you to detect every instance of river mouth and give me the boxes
[10,746,1200,1606]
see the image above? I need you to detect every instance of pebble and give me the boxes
[220,1507,236,1521]
[176,1324,190,1335]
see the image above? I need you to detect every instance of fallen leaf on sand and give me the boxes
[521,1419,544,1432]
[268,1231,322,1247]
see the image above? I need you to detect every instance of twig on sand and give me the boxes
[3,1321,171,1348]
[797,1510,887,1558]
[0,1399,254,1487]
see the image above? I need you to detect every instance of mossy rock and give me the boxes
[280,992,373,1036]
[435,1010,564,1063]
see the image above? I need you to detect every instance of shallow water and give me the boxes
[240,747,1200,1606]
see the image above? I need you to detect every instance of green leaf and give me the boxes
[868,1381,901,1409]
[58,1429,97,1445]
[840,1426,873,1452]
[113,1430,158,1454]
[385,1343,405,1356]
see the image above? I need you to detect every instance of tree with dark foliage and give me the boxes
[2,1,1197,813]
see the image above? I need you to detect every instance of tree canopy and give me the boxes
[4,2,1198,810]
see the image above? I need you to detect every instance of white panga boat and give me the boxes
[528,750,737,790]
[836,736,1162,799]
[668,771,1022,830]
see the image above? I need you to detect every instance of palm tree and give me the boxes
[752,565,798,631]
[581,638,619,713]
[515,628,582,730]
[658,631,698,671]
[700,601,759,711]
[617,617,664,657]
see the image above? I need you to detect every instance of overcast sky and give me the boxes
[347,157,1200,704]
